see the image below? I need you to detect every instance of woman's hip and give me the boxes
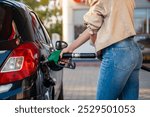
[101,36,142,71]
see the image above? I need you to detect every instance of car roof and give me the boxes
[0,0,30,12]
[0,0,32,23]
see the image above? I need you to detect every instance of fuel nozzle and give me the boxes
[42,40,97,70]
[42,50,75,71]
[47,50,61,64]
[43,50,63,71]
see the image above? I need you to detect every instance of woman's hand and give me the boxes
[60,46,73,59]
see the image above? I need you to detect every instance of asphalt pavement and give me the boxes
[63,61,150,100]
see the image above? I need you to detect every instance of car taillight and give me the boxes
[0,42,40,84]
[1,57,24,73]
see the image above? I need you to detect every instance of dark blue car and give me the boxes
[0,0,64,99]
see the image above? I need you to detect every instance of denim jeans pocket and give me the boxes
[112,47,135,71]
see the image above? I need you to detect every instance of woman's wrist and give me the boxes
[68,44,76,53]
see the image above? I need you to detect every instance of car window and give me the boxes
[0,6,19,41]
[30,12,48,44]
[41,24,54,48]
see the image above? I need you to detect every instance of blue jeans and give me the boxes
[96,37,143,100]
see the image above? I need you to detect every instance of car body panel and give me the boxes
[0,50,11,66]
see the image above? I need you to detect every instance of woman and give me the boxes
[60,0,143,100]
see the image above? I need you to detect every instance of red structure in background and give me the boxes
[74,0,86,3]
[74,0,150,4]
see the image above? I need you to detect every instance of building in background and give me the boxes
[60,0,150,53]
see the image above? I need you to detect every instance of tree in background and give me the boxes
[16,0,62,39]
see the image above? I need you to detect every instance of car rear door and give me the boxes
[29,12,63,97]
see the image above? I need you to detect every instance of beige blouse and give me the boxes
[84,0,136,52]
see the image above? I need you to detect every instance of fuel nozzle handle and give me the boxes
[62,53,97,59]
[42,50,97,64]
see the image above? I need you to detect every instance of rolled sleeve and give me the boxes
[83,0,105,34]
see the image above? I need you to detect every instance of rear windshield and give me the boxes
[0,6,19,41]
